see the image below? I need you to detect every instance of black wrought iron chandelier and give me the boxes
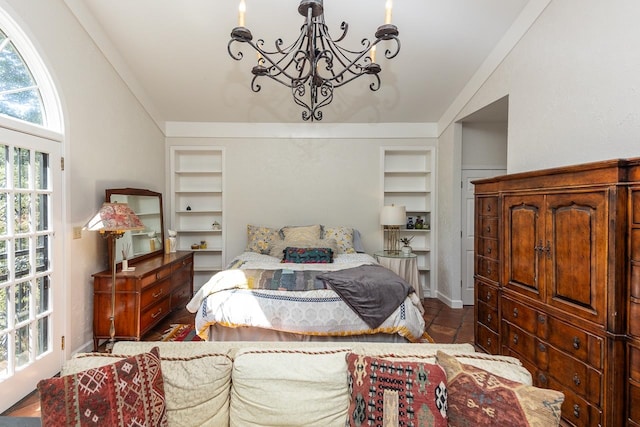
[228,0,400,121]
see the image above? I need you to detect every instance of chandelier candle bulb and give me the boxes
[385,0,393,24]
[370,45,376,63]
[238,0,246,27]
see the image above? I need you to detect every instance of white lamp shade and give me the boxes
[380,205,406,226]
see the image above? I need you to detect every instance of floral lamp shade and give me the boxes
[84,202,145,233]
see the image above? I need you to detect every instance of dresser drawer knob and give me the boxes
[512,334,519,345]
[572,337,581,349]
[538,373,547,384]
[572,373,581,386]
[573,404,581,418]
[513,308,518,318]
[152,289,163,298]
[151,308,163,319]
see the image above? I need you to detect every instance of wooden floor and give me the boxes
[2,298,474,418]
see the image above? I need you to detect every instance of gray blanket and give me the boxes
[317,264,415,329]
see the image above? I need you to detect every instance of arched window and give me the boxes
[0,29,44,125]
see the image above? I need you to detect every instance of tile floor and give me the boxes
[2,298,474,418]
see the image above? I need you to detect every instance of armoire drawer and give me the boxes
[501,320,536,363]
[477,300,498,331]
[479,216,498,239]
[546,345,601,405]
[547,376,602,427]
[476,281,498,309]
[544,316,602,368]
[501,297,539,335]
[475,322,499,354]
[477,257,499,282]
[480,196,498,216]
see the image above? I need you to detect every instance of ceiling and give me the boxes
[65,0,536,126]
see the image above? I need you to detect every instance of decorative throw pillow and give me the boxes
[346,353,448,427]
[246,224,280,254]
[38,347,168,427]
[281,224,322,242]
[283,247,333,263]
[435,351,564,427]
[269,238,339,258]
[323,226,356,254]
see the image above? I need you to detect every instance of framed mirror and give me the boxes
[105,188,164,264]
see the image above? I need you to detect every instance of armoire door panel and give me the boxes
[545,192,608,324]
[504,196,543,299]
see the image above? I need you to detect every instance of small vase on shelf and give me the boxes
[401,245,412,256]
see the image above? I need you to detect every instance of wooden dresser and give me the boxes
[92,251,193,350]
[474,158,640,427]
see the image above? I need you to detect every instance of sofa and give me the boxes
[47,340,564,426]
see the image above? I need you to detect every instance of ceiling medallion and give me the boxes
[228,0,400,121]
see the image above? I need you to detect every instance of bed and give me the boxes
[186,224,429,343]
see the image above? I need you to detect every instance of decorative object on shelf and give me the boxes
[168,229,177,253]
[406,216,414,229]
[228,0,400,121]
[191,243,200,250]
[399,236,414,255]
[200,240,207,249]
[381,204,406,253]
[83,202,144,351]
[212,221,221,231]
[186,205,191,211]
[415,216,424,229]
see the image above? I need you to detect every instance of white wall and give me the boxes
[436,0,640,305]
[4,0,166,355]
[166,136,437,262]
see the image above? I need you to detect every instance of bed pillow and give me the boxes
[283,247,333,263]
[269,238,338,258]
[346,353,448,426]
[281,224,322,242]
[246,224,281,254]
[38,347,168,427]
[323,226,356,254]
[436,351,564,426]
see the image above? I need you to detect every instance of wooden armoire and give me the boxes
[473,158,640,427]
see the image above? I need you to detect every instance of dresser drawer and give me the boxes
[475,322,499,354]
[501,297,539,335]
[545,316,602,368]
[477,237,498,259]
[476,281,498,309]
[171,285,192,310]
[172,264,192,289]
[140,278,171,308]
[477,257,499,282]
[141,265,172,287]
[547,377,602,427]
[140,297,171,333]
[479,216,498,239]
[479,196,498,216]
[477,300,498,331]
[546,345,601,404]
[501,320,536,363]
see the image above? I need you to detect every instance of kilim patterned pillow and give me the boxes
[436,351,564,426]
[38,347,168,427]
[346,353,448,427]
[282,247,333,263]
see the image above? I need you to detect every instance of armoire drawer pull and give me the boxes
[572,336,581,349]
[573,404,581,418]
[538,373,547,384]
[487,314,492,323]
[573,374,581,386]
[486,337,492,346]
[487,247,492,254]
[486,225,491,233]
[513,308,518,318]
[486,292,492,301]
[538,343,547,352]
[512,334,519,345]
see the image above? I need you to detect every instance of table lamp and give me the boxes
[380,204,406,253]
[84,202,144,351]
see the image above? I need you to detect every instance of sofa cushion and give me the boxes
[345,353,448,427]
[65,342,233,427]
[230,347,352,426]
[436,351,564,426]
[40,347,167,427]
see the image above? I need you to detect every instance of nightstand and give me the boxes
[374,250,422,299]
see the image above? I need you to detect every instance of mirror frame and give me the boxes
[105,188,165,264]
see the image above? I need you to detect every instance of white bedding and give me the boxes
[187,252,427,342]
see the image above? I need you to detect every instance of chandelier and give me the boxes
[227,0,400,121]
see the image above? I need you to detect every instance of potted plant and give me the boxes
[399,236,414,255]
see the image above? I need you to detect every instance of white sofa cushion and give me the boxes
[69,342,234,427]
[230,347,352,427]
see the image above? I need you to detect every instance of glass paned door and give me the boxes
[0,129,61,413]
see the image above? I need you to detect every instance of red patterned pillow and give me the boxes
[38,347,168,427]
[436,351,564,426]
[346,353,448,427]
